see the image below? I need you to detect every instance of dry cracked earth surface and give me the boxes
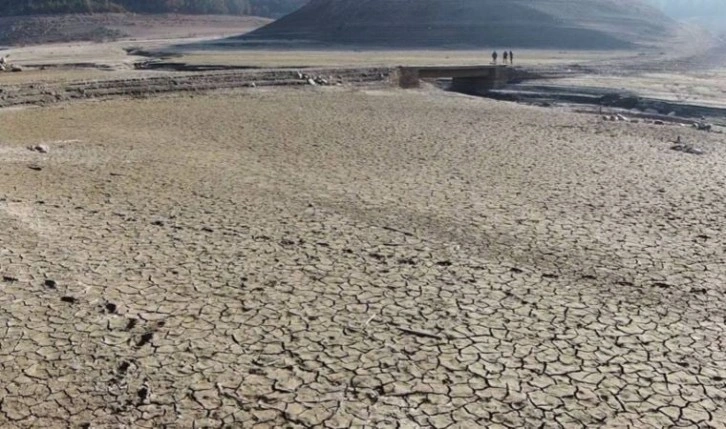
[0,86,725,428]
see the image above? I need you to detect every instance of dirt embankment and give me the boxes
[0,67,394,108]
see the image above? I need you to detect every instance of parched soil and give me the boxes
[0,87,725,427]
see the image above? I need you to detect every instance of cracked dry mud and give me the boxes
[0,87,725,428]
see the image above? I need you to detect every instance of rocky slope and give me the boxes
[241,0,678,49]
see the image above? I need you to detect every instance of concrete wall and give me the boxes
[397,65,513,94]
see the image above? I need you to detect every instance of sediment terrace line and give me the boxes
[0,67,395,108]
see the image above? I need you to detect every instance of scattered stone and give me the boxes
[307,78,317,86]
[653,120,665,125]
[44,279,57,289]
[60,296,77,304]
[105,302,118,313]
[671,137,704,155]
[2,275,19,283]
[28,144,50,154]
[693,122,712,131]
[397,327,442,340]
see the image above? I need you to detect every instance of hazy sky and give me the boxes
[647,0,725,33]
[649,0,725,16]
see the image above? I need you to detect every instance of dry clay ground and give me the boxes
[1,86,726,428]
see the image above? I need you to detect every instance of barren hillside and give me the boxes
[0,14,270,46]
[241,0,679,49]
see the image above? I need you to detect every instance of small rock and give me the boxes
[28,165,43,171]
[307,78,317,86]
[653,120,665,125]
[671,144,704,155]
[693,122,712,131]
[10,65,22,72]
[61,296,77,304]
[44,279,57,289]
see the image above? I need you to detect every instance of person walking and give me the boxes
[492,51,498,64]
[503,51,509,63]
[509,50,514,64]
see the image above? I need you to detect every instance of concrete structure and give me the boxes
[397,65,513,94]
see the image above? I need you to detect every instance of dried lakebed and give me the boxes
[0,87,725,427]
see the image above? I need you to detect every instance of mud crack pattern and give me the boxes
[0,87,725,427]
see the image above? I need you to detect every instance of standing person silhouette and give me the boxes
[509,50,514,64]
[503,51,509,63]
[492,51,498,64]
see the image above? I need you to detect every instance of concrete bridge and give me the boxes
[397,65,514,95]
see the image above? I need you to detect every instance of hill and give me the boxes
[0,0,307,18]
[241,0,679,49]
[0,13,270,46]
